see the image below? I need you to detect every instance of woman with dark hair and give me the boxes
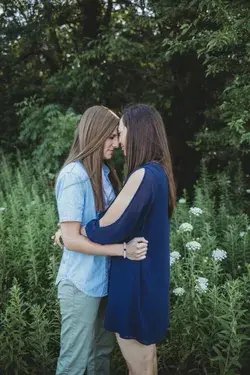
[80,104,176,374]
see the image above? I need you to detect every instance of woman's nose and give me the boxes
[113,137,119,149]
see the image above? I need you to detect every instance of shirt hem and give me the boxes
[56,277,108,297]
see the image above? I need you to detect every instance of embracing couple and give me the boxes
[54,104,176,375]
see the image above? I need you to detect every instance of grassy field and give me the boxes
[0,157,250,375]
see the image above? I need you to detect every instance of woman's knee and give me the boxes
[130,345,156,375]
[116,334,157,375]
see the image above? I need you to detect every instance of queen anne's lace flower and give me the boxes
[195,277,209,293]
[212,248,227,262]
[189,207,203,216]
[247,226,250,231]
[186,241,201,251]
[170,251,181,265]
[240,231,246,238]
[0,207,5,212]
[178,198,186,204]
[246,189,250,194]
[173,287,185,296]
[179,223,193,233]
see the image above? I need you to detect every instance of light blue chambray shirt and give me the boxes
[55,161,115,297]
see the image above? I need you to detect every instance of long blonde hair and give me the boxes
[63,106,120,211]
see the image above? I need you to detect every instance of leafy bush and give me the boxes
[16,99,125,181]
[16,97,81,177]
[0,156,60,374]
[0,156,249,374]
[165,168,250,374]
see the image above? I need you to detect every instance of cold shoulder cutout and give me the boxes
[100,168,147,227]
[85,167,155,245]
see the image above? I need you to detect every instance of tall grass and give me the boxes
[0,156,60,374]
[0,157,249,374]
[164,167,250,375]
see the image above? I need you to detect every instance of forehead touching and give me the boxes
[119,118,125,132]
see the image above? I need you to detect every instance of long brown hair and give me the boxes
[122,104,176,216]
[62,105,120,212]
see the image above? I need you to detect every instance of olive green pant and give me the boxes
[56,280,115,375]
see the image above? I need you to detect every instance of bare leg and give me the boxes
[127,362,133,375]
[115,333,156,375]
[153,351,158,375]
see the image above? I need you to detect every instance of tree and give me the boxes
[1,0,249,194]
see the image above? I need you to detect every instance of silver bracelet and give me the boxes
[123,242,127,259]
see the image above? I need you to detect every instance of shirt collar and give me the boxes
[102,163,110,176]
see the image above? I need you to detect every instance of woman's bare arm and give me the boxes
[61,221,148,260]
[100,168,145,226]
[82,168,154,245]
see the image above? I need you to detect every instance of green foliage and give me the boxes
[0,280,29,374]
[0,156,250,374]
[17,97,81,175]
[160,0,250,164]
[1,0,249,192]
[28,304,58,374]
[1,1,250,372]
[16,97,125,179]
[167,169,250,374]
[0,156,60,374]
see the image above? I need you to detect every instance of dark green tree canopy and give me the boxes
[1,0,249,192]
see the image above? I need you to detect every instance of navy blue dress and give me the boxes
[85,162,170,345]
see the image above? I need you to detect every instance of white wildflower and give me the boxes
[173,287,185,296]
[186,240,201,251]
[195,277,209,293]
[0,207,5,212]
[246,189,250,194]
[178,198,186,204]
[170,251,181,266]
[240,232,246,238]
[179,223,193,233]
[212,248,227,262]
[247,226,250,231]
[189,207,203,216]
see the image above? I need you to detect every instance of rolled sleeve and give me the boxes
[56,172,85,222]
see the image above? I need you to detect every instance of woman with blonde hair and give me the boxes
[55,105,148,375]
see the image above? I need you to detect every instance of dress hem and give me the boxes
[105,327,169,346]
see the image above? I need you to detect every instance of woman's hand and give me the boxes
[126,237,148,261]
[52,224,63,248]
[82,225,148,260]
[53,224,148,260]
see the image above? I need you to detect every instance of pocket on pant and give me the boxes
[58,279,78,300]
[58,281,101,325]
